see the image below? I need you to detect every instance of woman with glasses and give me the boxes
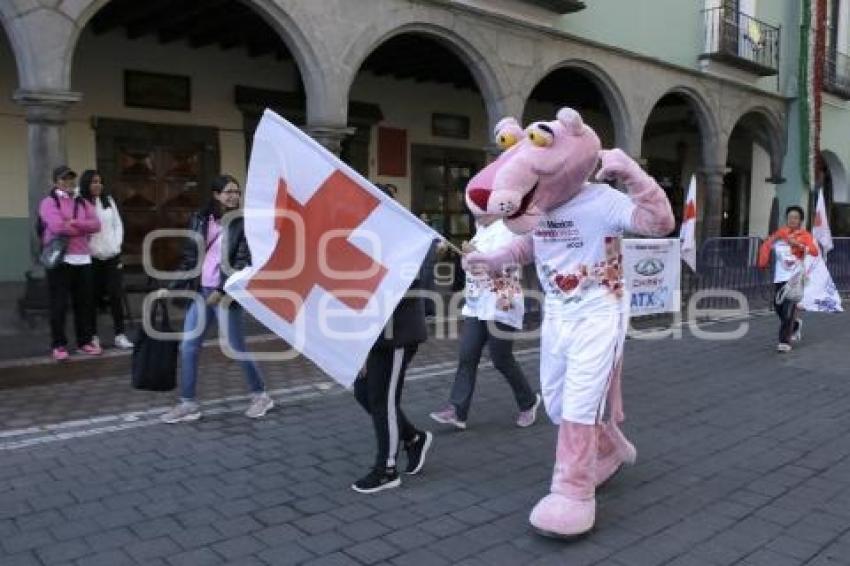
[160,175,274,423]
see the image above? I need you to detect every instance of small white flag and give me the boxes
[812,188,834,256]
[225,110,439,386]
[680,175,697,272]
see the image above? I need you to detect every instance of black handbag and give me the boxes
[131,301,178,391]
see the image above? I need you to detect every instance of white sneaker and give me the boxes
[245,393,274,419]
[114,334,133,349]
[161,401,202,424]
[791,320,803,342]
[777,343,792,353]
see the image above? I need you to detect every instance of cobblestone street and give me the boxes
[0,310,849,565]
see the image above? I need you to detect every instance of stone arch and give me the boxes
[65,0,324,106]
[342,21,511,132]
[822,150,849,204]
[727,105,786,177]
[521,59,631,150]
[642,85,722,167]
[0,13,25,88]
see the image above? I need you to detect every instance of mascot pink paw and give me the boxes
[529,493,595,539]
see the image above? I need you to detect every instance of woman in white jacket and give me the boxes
[79,170,132,349]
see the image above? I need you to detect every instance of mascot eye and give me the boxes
[497,132,518,150]
[527,127,553,148]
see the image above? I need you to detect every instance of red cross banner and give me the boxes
[225,110,439,386]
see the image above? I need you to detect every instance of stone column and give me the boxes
[700,166,726,239]
[304,125,355,156]
[13,89,81,262]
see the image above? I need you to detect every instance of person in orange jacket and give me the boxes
[757,206,819,352]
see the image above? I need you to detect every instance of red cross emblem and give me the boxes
[247,170,388,323]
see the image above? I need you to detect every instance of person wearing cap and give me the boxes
[39,165,102,361]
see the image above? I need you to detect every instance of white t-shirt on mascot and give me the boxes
[462,220,525,329]
[533,183,636,320]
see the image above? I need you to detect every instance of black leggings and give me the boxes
[774,282,798,345]
[47,263,95,348]
[354,345,421,471]
[92,256,125,335]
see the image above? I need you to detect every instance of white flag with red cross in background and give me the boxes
[679,175,697,273]
[225,110,440,387]
[813,187,833,256]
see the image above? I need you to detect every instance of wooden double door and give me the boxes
[95,119,219,270]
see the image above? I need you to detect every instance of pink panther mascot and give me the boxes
[464,107,675,538]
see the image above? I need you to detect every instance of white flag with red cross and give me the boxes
[813,187,834,256]
[225,110,439,387]
[680,175,697,273]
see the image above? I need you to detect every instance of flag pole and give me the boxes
[440,237,465,257]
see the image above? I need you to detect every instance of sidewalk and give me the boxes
[0,310,848,565]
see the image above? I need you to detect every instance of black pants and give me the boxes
[47,263,95,348]
[354,345,421,471]
[774,282,798,345]
[449,318,536,421]
[92,256,125,335]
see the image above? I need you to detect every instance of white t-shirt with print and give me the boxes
[773,240,803,283]
[462,220,525,329]
[532,183,635,320]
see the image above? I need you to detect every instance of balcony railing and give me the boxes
[824,50,850,99]
[700,7,780,76]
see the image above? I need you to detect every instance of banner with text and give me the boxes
[623,238,681,316]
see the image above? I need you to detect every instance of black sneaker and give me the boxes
[405,431,433,475]
[351,467,401,494]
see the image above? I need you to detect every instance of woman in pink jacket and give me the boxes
[39,166,102,361]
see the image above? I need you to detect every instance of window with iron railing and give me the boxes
[824,50,850,98]
[700,6,780,76]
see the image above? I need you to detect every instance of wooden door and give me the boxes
[95,119,219,270]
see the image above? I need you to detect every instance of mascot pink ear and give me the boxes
[556,107,584,136]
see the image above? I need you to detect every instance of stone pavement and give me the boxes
[0,310,849,565]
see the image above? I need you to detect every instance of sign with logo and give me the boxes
[623,238,681,315]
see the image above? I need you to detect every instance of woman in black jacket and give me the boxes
[351,184,434,494]
[159,175,273,423]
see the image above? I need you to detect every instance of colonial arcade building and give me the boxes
[0,0,841,285]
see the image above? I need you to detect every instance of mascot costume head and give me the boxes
[466,108,601,234]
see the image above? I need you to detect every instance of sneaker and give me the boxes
[405,431,433,475]
[351,467,401,494]
[245,393,274,419]
[161,401,202,424]
[791,320,803,342]
[516,392,543,428]
[79,342,102,356]
[777,343,792,353]
[429,406,467,430]
[52,347,69,362]
[114,334,134,349]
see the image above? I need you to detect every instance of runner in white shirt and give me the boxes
[430,217,541,430]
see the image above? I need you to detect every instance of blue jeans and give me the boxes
[179,288,265,401]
